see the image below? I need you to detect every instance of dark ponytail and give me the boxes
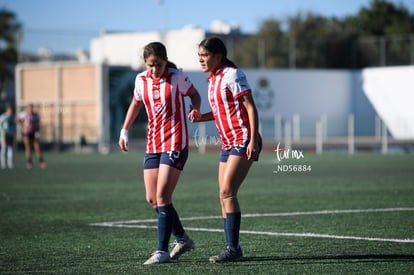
[166,61,177,69]
[223,57,237,68]
[143,42,177,69]
[199,37,237,68]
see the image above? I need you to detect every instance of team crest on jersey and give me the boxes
[153,90,160,99]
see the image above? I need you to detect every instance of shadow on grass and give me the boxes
[242,254,414,264]
[173,254,414,266]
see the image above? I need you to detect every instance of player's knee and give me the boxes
[155,192,171,206]
[146,197,157,208]
[220,189,236,201]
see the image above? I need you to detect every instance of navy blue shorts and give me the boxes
[144,147,188,171]
[220,141,262,163]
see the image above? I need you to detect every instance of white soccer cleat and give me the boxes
[143,250,170,265]
[170,237,195,260]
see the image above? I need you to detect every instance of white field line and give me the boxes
[89,207,414,244]
[240,207,414,218]
[236,230,414,244]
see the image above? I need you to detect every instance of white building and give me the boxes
[90,25,206,70]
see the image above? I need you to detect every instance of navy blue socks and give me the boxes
[156,204,174,251]
[155,204,186,244]
[223,218,229,244]
[172,207,185,241]
[225,212,241,249]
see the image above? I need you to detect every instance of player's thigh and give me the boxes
[23,136,30,147]
[144,168,159,206]
[156,164,181,205]
[221,155,253,195]
[218,161,227,196]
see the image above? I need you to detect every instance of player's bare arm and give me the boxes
[187,87,202,122]
[191,111,214,123]
[240,93,259,160]
[119,99,142,151]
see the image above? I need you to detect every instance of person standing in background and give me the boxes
[16,104,46,169]
[0,104,16,169]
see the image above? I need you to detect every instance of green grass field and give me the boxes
[1,150,414,274]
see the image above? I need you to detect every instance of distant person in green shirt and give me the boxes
[0,104,16,169]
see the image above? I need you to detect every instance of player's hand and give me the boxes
[246,140,259,160]
[188,105,202,122]
[119,129,128,152]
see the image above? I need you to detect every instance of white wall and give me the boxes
[185,69,371,139]
[362,66,414,139]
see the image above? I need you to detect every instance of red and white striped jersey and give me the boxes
[134,68,193,153]
[208,66,259,150]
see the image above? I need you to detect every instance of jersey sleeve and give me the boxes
[228,69,251,99]
[133,75,144,102]
[177,71,194,96]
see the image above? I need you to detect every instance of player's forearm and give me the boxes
[247,106,259,143]
[122,100,141,130]
[189,88,201,111]
[199,112,215,122]
[242,95,259,143]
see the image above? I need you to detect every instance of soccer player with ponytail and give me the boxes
[191,37,262,263]
[119,42,202,265]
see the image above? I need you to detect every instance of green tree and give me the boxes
[0,9,21,104]
[288,13,358,68]
[233,0,414,69]
[258,19,288,68]
[346,0,414,66]
[349,0,414,35]
[233,19,287,68]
